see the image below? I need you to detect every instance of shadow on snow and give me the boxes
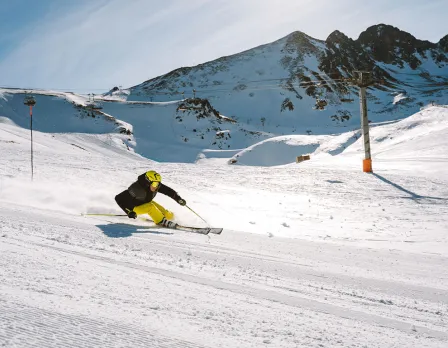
[96,223,174,238]
[373,173,448,203]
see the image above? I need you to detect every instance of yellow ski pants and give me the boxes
[133,200,173,224]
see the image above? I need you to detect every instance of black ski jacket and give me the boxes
[115,173,181,213]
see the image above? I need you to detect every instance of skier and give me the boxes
[115,170,186,229]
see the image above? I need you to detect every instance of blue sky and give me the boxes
[0,0,446,93]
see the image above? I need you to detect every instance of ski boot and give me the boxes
[159,217,178,229]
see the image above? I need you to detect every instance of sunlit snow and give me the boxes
[1,91,447,346]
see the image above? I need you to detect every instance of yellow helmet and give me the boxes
[145,170,162,188]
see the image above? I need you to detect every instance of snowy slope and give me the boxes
[0,89,131,135]
[2,86,447,171]
[228,106,448,171]
[1,105,448,347]
[1,88,277,162]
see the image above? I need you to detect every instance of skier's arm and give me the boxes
[158,183,186,205]
[158,183,180,200]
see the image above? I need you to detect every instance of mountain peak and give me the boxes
[326,30,350,44]
[283,30,320,45]
[355,24,438,66]
[284,30,316,40]
[281,30,323,55]
[439,34,448,52]
[357,24,418,44]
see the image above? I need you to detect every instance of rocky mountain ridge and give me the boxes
[123,24,446,130]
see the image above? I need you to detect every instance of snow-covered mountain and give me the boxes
[0,24,447,163]
[129,24,448,126]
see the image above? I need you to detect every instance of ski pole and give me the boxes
[82,213,127,217]
[186,205,208,225]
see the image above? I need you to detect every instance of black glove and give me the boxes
[177,198,186,206]
[128,211,137,219]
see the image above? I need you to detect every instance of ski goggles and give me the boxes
[150,181,160,189]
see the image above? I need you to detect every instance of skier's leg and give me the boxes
[152,201,174,220]
[134,202,164,224]
[134,202,177,228]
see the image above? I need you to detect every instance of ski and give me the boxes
[175,225,211,235]
[138,218,222,235]
[140,218,222,235]
[176,225,223,235]
[82,214,223,235]
[205,228,223,235]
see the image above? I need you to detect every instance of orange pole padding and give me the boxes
[363,159,373,173]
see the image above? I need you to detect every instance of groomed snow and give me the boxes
[1,105,448,347]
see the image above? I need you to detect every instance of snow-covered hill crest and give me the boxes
[208,105,448,169]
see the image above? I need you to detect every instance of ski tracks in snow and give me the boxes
[1,206,447,348]
[0,300,208,348]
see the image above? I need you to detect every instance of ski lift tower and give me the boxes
[24,95,37,180]
[353,71,375,173]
